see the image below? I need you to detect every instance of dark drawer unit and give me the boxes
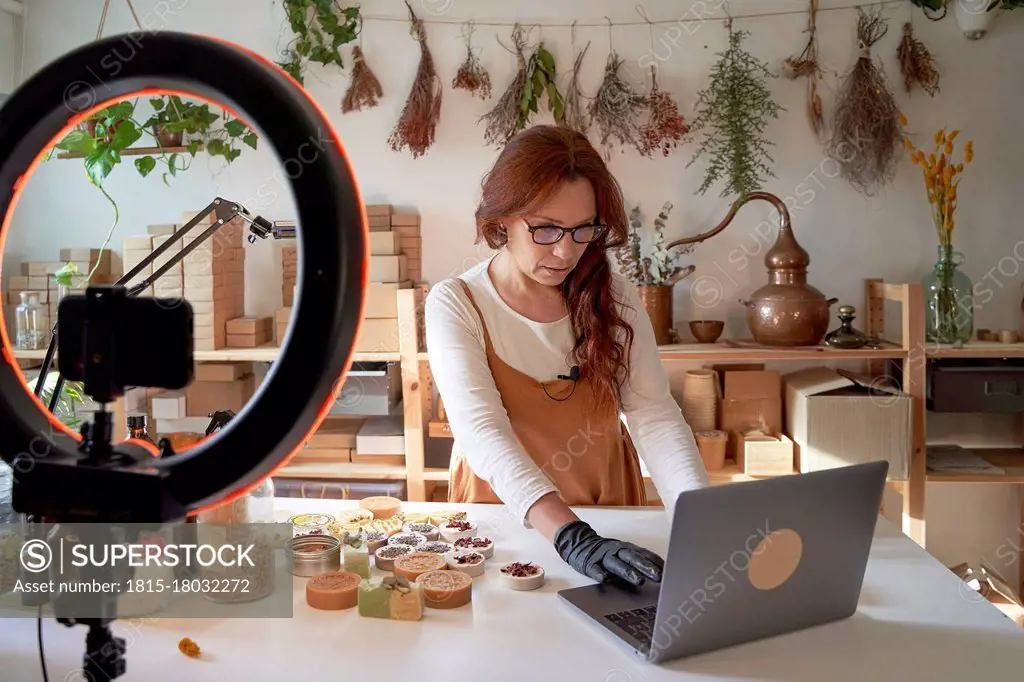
[927,358,1024,413]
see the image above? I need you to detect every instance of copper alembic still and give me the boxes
[666,191,837,347]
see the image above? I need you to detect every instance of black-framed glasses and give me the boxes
[526,222,607,245]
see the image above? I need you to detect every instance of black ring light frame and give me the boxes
[0,32,368,521]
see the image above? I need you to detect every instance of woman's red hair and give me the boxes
[475,125,634,412]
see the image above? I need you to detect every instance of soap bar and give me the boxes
[439,520,478,543]
[375,544,413,572]
[306,571,361,610]
[417,569,472,609]
[336,508,376,525]
[446,551,486,578]
[403,523,439,541]
[364,531,390,554]
[359,496,403,519]
[401,512,431,525]
[428,510,467,527]
[394,552,447,582]
[416,541,454,556]
[500,562,545,591]
[453,536,494,559]
[358,577,424,621]
[342,534,371,579]
[388,532,427,550]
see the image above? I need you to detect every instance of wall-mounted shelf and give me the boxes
[927,448,1024,483]
[55,145,203,160]
[11,345,400,364]
[926,342,1024,359]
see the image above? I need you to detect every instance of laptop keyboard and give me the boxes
[604,605,657,649]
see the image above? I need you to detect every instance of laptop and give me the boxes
[558,460,888,664]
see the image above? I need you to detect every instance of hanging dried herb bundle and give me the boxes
[388,1,443,159]
[522,41,564,127]
[688,27,784,199]
[479,25,530,147]
[828,8,901,195]
[452,24,492,100]
[782,0,826,141]
[897,22,940,96]
[562,40,590,134]
[588,51,647,156]
[637,67,689,158]
[342,46,383,113]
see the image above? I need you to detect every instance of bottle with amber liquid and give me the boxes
[126,414,157,450]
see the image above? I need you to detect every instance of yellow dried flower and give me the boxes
[964,141,974,164]
[898,111,908,127]
[904,137,914,151]
[955,163,964,173]
[944,142,953,155]
[934,129,944,145]
[948,130,960,142]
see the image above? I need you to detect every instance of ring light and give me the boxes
[0,32,368,522]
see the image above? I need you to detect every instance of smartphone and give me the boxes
[57,286,194,393]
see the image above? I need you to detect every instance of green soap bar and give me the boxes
[344,546,370,579]
[357,580,391,619]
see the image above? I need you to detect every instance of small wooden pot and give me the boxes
[694,430,728,470]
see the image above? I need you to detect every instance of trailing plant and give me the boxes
[277,0,360,85]
[342,45,384,112]
[479,25,564,147]
[897,22,940,96]
[588,51,647,157]
[31,372,87,429]
[688,26,784,199]
[781,0,826,141]
[388,1,443,158]
[828,7,901,196]
[452,23,492,100]
[637,66,689,158]
[614,202,695,287]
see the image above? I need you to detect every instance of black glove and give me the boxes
[554,520,664,588]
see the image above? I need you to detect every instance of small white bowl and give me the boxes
[439,520,478,543]
[499,562,544,591]
[446,551,486,578]
[387,532,427,549]
[403,523,439,541]
[452,536,493,559]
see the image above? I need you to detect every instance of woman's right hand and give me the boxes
[553,520,664,587]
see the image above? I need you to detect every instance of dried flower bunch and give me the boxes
[479,25,531,147]
[897,22,940,97]
[588,51,647,157]
[827,7,901,196]
[614,202,696,287]
[342,45,383,113]
[388,1,443,159]
[782,0,826,141]
[562,40,590,135]
[637,67,690,158]
[688,26,784,198]
[902,115,974,247]
[452,23,492,100]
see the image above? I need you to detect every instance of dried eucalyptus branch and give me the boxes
[588,51,647,157]
[342,46,383,113]
[828,7,901,195]
[562,41,590,134]
[897,21,940,96]
[479,24,529,147]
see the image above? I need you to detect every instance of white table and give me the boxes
[3,499,1023,681]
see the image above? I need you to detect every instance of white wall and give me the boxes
[5,1,1024,583]
[0,7,19,94]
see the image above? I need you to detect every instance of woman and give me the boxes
[425,125,709,588]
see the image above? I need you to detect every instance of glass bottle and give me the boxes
[126,414,158,450]
[824,305,869,349]
[15,292,47,350]
[922,245,974,344]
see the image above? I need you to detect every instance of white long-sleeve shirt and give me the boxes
[424,255,710,526]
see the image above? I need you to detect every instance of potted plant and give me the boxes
[613,202,696,345]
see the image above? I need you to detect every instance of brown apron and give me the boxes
[448,280,647,508]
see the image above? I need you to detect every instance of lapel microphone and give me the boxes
[557,366,581,382]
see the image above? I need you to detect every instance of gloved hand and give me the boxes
[554,520,664,587]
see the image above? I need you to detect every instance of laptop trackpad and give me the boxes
[559,579,660,614]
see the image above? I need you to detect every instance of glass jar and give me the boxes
[922,245,974,344]
[15,292,48,350]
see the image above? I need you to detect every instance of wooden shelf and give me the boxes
[925,342,1024,359]
[927,448,1024,483]
[707,461,798,485]
[424,467,449,482]
[55,145,201,160]
[272,461,408,480]
[10,346,400,364]
[428,421,452,439]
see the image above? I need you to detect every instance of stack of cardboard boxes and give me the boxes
[282,244,296,307]
[360,204,414,353]
[150,361,257,438]
[226,316,273,348]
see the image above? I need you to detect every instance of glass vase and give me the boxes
[922,245,974,344]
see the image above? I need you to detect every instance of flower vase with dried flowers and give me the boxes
[613,203,696,345]
[903,117,976,344]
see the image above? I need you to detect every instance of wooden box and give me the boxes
[737,432,795,476]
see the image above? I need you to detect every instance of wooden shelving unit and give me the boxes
[926,448,1024,483]
[55,145,202,160]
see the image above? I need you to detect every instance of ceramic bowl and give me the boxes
[689,320,725,344]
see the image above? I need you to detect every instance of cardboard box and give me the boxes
[186,373,256,417]
[329,364,402,416]
[151,391,187,420]
[355,318,401,353]
[291,448,352,463]
[226,316,271,335]
[784,367,910,479]
[365,204,392,216]
[365,281,412,319]
[393,224,420,237]
[195,362,253,382]
[369,254,408,283]
[715,365,781,456]
[227,329,272,348]
[306,417,363,449]
[390,213,420,226]
[368,215,392,230]
[737,432,795,476]
[370,231,400,255]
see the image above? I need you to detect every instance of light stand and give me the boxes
[32,197,274,412]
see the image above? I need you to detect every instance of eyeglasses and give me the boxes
[526,222,607,245]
